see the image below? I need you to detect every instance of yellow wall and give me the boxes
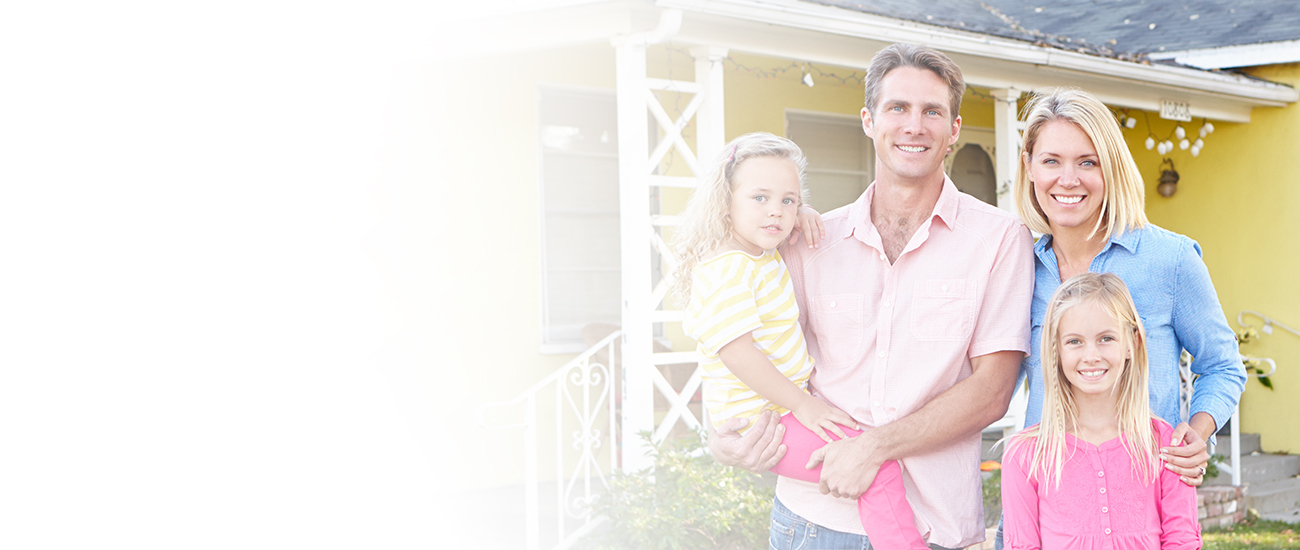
[1129,63,1300,453]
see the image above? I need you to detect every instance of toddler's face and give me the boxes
[727,157,801,255]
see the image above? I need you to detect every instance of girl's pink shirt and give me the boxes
[1001,418,1202,550]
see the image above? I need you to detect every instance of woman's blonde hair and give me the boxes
[1014,88,1148,241]
[1012,272,1159,490]
[669,132,807,306]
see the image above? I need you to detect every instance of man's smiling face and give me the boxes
[862,66,961,186]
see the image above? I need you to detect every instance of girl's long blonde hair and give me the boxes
[669,132,807,306]
[1012,272,1159,490]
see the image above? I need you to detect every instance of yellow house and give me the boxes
[424,1,1300,547]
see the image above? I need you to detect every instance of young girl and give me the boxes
[675,132,928,550]
[1001,272,1201,550]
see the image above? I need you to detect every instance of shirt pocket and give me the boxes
[807,294,863,367]
[910,278,975,342]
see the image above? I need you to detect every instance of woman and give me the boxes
[997,87,1246,548]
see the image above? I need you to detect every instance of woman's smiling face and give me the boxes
[1026,120,1105,236]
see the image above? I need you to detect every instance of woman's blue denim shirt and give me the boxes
[1021,224,1247,432]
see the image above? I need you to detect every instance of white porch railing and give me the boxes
[476,331,621,550]
[1207,309,1296,486]
[1180,349,1244,486]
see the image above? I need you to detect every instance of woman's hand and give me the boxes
[791,398,857,443]
[1162,421,1210,487]
[787,204,825,249]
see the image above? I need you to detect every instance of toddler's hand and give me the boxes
[792,399,857,443]
[787,204,825,249]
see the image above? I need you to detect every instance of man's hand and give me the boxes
[806,430,884,499]
[709,409,786,472]
[1162,421,1210,487]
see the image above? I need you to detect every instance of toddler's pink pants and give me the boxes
[769,413,928,550]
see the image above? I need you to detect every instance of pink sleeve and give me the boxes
[1158,443,1203,549]
[1000,438,1042,550]
[968,221,1033,358]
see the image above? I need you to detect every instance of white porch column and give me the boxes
[614,41,655,472]
[992,88,1021,213]
[692,46,728,165]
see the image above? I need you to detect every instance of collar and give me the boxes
[1034,225,1142,258]
[848,175,961,243]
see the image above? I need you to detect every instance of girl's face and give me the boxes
[1057,300,1130,398]
[727,156,801,255]
[1026,120,1105,236]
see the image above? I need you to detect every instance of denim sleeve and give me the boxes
[1174,240,1247,432]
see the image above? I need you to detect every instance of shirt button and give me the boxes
[1098,471,1105,477]
[882,301,891,308]
[941,284,948,292]
[877,350,886,358]
[1102,507,1108,513]
[879,253,886,261]
[1105,528,1111,535]
[829,301,836,308]
[873,401,881,407]
[1100,488,1106,494]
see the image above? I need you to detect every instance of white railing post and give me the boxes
[1230,405,1241,486]
[524,397,539,550]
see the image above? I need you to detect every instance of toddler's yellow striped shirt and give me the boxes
[682,249,813,432]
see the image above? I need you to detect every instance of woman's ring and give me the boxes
[1198,466,1207,476]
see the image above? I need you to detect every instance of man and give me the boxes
[711,43,1034,549]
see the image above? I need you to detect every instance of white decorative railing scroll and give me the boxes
[1177,309,1294,487]
[476,330,621,550]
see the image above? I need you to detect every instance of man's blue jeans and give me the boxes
[769,495,958,550]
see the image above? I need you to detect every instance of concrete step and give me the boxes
[1260,506,1300,524]
[1246,477,1300,515]
[1205,453,1300,486]
[1216,432,1262,456]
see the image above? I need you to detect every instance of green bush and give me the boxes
[583,432,775,550]
[982,469,1001,528]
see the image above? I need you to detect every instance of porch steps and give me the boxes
[1206,432,1300,522]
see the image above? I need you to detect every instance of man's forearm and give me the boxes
[861,351,1021,462]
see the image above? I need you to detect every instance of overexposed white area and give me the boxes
[0,1,474,547]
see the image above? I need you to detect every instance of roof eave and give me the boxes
[659,0,1298,107]
[1148,40,1300,70]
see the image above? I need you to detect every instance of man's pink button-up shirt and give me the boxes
[777,178,1034,549]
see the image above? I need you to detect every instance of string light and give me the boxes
[717,53,866,88]
[1120,109,1215,160]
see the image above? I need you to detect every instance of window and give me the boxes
[537,87,621,353]
[786,111,874,212]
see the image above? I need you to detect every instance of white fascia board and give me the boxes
[658,0,1298,106]
[1148,40,1300,70]
[433,0,660,59]
[667,13,1264,122]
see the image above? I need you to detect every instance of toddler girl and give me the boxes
[675,132,927,550]
[1001,272,1201,549]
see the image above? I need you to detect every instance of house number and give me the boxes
[1160,100,1192,121]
